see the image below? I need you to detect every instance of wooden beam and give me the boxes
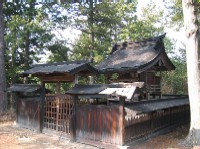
[39,75,74,82]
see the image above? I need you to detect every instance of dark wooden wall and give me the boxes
[124,105,190,144]
[75,103,189,146]
[16,96,41,132]
[76,105,124,145]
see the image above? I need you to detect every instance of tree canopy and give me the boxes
[0,1,188,113]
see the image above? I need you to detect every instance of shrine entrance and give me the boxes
[44,94,73,134]
[21,61,98,135]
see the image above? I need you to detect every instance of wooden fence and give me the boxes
[16,94,190,146]
[124,105,190,144]
[16,96,41,131]
[76,105,124,145]
[75,104,190,146]
[44,94,73,134]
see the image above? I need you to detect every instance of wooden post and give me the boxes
[40,81,45,133]
[88,76,94,84]
[105,74,110,84]
[119,96,125,106]
[74,74,79,85]
[145,72,150,100]
[107,95,110,106]
[160,70,162,99]
[16,93,19,124]
[119,96,125,145]
[56,96,59,131]
[56,81,61,94]
[70,94,77,142]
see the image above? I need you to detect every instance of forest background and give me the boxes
[2,0,186,110]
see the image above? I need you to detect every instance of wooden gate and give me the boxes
[44,94,73,134]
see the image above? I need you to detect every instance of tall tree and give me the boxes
[71,1,164,63]
[0,0,7,112]
[182,0,200,146]
[4,2,70,109]
[71,1,127,63]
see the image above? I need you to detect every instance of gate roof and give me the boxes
[21,60,98,82]
[23,60,97,76]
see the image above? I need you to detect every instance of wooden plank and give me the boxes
[97,108,102,141]
[107,108,111,143]
[39,75,74,82]
[111,108,116,144]
[93,107,96,140]
[70,95,77,142]
[119,105,124,145]
[40,81,45,132]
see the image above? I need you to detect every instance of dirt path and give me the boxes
[0,122,99,149]
[0,122,196,149]
[134,125,190,149]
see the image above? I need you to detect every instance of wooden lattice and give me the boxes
[44,94,73,133]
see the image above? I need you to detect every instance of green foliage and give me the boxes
[4,2,70,85]
[166,0,200,28]
[3,0,189,98]
[120,2,164,41]
[48,42,70,62]
[4,2,71,109]
[71,2,123,63]
[162,38,187,95]
[72,1,164,64]
[162,59,187,95]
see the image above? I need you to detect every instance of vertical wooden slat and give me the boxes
[107,107,111,143]
[93,108,96,140]
[40,81,45,132]
[119,97,125,145]
[56,96,59,131]
[70,94,77,142]
[97,107,102,141]
[119,105,124,145]
[111,107,116,144]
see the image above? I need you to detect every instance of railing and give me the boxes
[148,85,161,98]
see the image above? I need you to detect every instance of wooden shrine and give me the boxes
[8,34,190,148]
[97,34,175,99]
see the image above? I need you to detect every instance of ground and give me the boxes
[0,122,197,149]
[0,112,198,149]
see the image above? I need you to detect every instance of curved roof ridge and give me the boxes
[97,33,175,73]
[110,33,166,55]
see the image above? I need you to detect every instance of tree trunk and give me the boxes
[10,46,17,111]
[89,0,94,62]
[0,0,7,112]
[182,0,200,146]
